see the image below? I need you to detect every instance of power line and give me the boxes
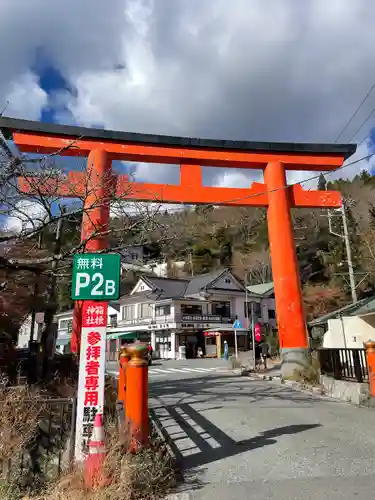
[133,150,375,212]
[119,149,375,213]
[348,106,375,143]
[335,80,375,143]
[2,137,372,211]
[189,151,375,206]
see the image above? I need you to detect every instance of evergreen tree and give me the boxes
[317,173,327,191]
[191,244,218,274]
[369,203,375,228]
[360,169,371,184]
[214,227,233,266]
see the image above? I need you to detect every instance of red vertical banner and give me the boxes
[75,301,108,461]
[254,323,261,342]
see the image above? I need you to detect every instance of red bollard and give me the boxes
[118,347,130,403]
[125,344,149,450]
[365,341,375,397]
[117,347,130,432]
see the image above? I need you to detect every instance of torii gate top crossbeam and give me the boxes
[0,117,355,170]
[0,117,357,208]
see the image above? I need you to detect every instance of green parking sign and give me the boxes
[71,253,121,300]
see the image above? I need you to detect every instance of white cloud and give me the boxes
[4,72,48,120]
[1,0,375,192]
[2,200,49,234]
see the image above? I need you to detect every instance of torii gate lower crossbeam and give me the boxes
[0,117,356,378]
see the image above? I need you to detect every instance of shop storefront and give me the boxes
[106,331,150,361]
[204,328,249,358]
[177,331,198,358]
[154,330,175,359]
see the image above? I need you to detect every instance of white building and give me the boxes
[17,312,45,348]
[54,304,120,354]
[246,282,276,329]
[309,295,375,349]
[143,260,186,278]
[54,269,277,359]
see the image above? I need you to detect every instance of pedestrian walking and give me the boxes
[261,339,269,370]
[254,342,261,370]
[223,340,229,360]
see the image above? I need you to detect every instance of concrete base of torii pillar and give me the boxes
[280,347,310,379]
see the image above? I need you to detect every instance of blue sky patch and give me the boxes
[32,50,75,124]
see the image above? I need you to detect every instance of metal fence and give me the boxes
[1,397,76,482]
[317,348,369,383]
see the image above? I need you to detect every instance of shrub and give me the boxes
[0,381,46,464]
[289,355,321,385]
[0,382,177,499]
[35,422,177,500]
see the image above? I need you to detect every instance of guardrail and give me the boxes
[317,347,369,383]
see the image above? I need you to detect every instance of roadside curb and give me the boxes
[164,494,191,500]
[238,369,281,381]
[247,371,330,398]
[279,378,326,396]
[247,371,375,410]
[149,409,189,499]
[149,408,176,461]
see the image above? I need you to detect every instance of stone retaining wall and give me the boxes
[320,375,371,406]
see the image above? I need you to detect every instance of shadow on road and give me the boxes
[151,402,320,471]
[150,374,322,478]
[150,372,325,407]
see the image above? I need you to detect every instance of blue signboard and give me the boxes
[233,319,242,329]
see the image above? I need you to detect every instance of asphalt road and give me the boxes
[148,370,375,500]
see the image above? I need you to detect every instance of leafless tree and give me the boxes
[0,132,182,380]
[232,248,273,284]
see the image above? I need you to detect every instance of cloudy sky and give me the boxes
[2,0,375,202]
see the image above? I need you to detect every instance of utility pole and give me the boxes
[244,268,256,368]
[29,231,43,345]
[327,201,357,303]
[189,250,194,277]
[251,302,256,369]
[341,204,357,304]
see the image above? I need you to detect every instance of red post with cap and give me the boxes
[125,344,149,450]
[365,341,375,397]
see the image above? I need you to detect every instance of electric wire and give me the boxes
[335,80,375,143]
[177,151,375,207]
[348,106,375,143]
[0,136,374,211]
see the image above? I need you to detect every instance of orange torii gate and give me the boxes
[0,117,356,377]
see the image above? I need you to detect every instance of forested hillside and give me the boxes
[41,170,375,318]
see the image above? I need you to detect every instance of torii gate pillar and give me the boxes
[71,149,111,353]
[0,117,356,379]
[265,161,308,373]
